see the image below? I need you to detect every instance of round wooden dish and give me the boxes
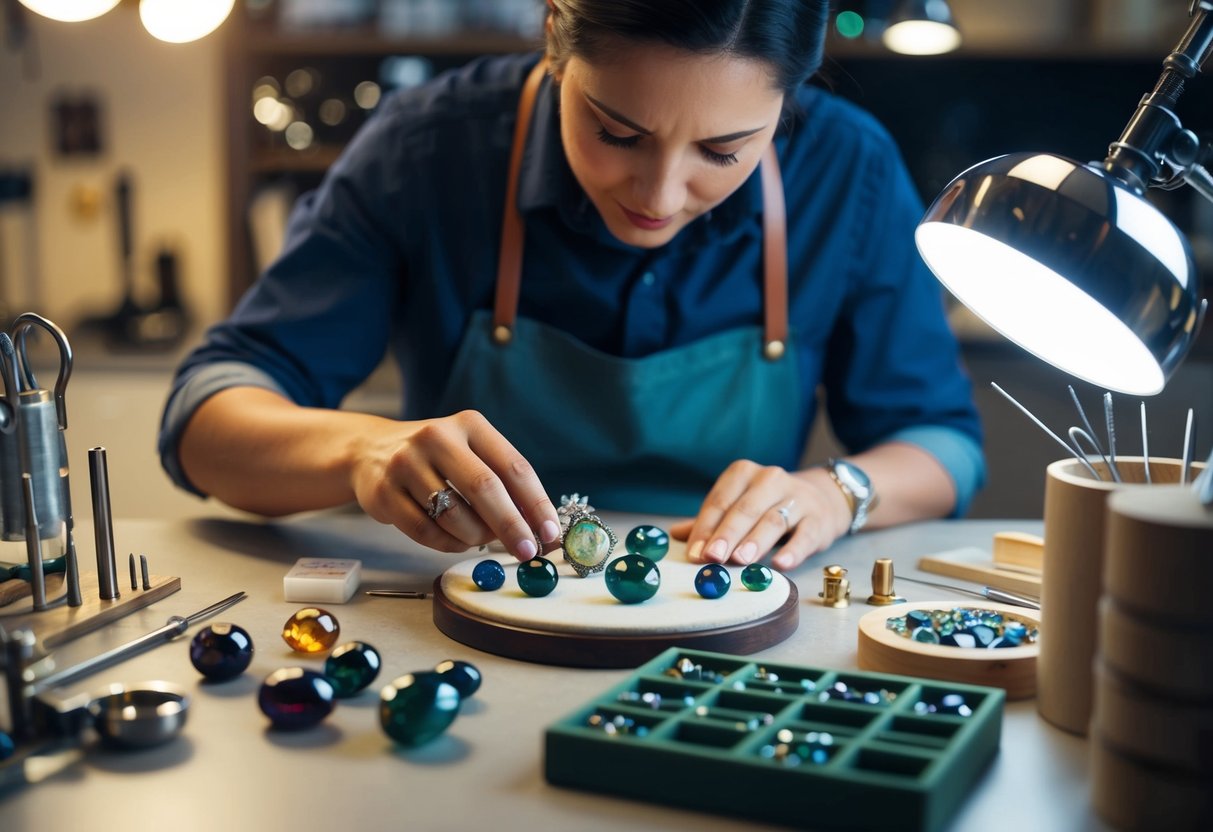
[856,601,1039,699]
[432,556,799,668]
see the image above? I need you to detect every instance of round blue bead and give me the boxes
[324,641,382,697]
[380,672,462,747]
[472,559,506,591]
[190,622,254,681]
[258,668,335,730]
[517,556,559,597]
[694,564,731,599]
[435,659,482,698]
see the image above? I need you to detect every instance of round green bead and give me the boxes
[324,641,382,697]
[604,554,661,604]
[740,563,773,592]
[625,525,670,561]
[565,520,611,569]
[379,672,461,747]
[517,556,559,597]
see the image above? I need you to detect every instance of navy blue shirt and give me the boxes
[161,53,985,512]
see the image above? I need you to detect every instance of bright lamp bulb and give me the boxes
[139,0,235,43]
[883,20,962,55]
[917,223,1167,394]
[17,0,121,23]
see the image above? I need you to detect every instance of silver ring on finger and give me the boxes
[427,488,458,520]
[776,500,795,529]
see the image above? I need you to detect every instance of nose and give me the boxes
[631,153,687,219]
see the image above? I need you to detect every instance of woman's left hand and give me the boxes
[669,460,852,571]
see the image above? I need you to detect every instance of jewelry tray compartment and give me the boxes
[544,648,1004,832]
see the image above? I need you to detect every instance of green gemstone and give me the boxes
[379,672,461,747]
[740,563,773,591]
[625,525,670,561]
[324,641,382,697]
[604,555,661,604]
[565,520,611,568]
[517,557,559,597]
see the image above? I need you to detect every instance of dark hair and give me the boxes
[545,0,830,95]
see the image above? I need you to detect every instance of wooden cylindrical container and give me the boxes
[1090,484,1213,829]
[1037,457,1197,735]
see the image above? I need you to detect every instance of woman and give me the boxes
[159,0,983,572]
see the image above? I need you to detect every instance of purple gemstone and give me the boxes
[258,668,335,730]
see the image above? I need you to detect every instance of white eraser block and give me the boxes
[283,557,362,604]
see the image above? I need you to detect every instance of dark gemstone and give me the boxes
[907,610,931,628]
[0,730,14,761]
[741,563,773,592]
[472,559,506,591]
[379,672,462,747]
[435,659,482,698]
[258,668,336,730]
[517,557,559,597]
[625,525,670,561]
[694,564,731,599]
[324,641,382,697]
[189,623,254,681]
[604,554,661,604]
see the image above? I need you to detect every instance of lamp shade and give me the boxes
[139,0,235,43]
[882,0,961,56]
[916,152,1200,395]
[17,0,120,22]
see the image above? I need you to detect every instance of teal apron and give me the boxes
[436,62,803,516]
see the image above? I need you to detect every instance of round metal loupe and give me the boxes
[88,681,190,749]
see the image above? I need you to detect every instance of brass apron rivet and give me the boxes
[763,340,785,361]
[492,325,513,345]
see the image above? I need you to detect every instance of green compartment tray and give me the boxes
[545,647,1004,832]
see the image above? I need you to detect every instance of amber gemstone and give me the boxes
[281,607,341,653]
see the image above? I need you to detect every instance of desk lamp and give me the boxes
[916,1,1212,396]
[882,0,962,56]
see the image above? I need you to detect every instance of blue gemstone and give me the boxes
[190,623,254,682]
[435,659,482,698]
[625,525,670,561]
[324,641,382,697]
[694,565,731,599]
[258,668,336,730]
[911,627,940,644]
[517,556,559,597]
[0,730,14,761]
[379,672,462,747]
[969,625,997,647]
[472,559,506,591]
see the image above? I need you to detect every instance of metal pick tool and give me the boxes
[897,574,1040,611]
[990,383,1100,479]
[1180,408,1196,485]
[1140,401,1151,484]
[28,591,247,695]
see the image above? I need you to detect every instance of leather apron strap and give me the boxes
[492,59,789,359]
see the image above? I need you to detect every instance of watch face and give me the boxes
[833,460,871,499]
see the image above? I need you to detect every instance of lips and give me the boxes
[620,204,674,231]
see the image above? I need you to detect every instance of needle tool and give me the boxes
[1181,408,1195,485]
[897,574,1040,611]
[1140,401,1151,484]
[990,383,1100,479]
[1068,385,1118,481]
[1104,392,1121,481]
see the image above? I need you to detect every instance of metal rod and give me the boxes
[128,553,137,591]
[1140,401,1152,483]
[365,589,428,599]
[87,447,118,601]
[897,574,1040,611]
[19,475,46,611]
[1181,408,1195,484]
[1068,386,1114,478]
[990,383,1101,479]
[139,554,150,591]
[30,591,247,695]
[59,472,81,607]
[1104,392,1122,481]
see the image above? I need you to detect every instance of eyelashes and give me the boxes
[595,127,739,167]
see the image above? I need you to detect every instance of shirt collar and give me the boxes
[516,73,766,245]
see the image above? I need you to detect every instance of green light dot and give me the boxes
[836,11,865,39]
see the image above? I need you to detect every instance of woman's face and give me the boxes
[555,42,785,249]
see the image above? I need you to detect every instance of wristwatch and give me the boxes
[825,458,876,535]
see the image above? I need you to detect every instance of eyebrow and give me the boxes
[584,93,766,145]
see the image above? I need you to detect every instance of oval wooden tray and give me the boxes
[856,601,1039,699]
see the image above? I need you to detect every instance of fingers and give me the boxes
[686,462,845,569]
[425,411,557,561]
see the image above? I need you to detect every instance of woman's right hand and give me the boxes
[351,409,561,560]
